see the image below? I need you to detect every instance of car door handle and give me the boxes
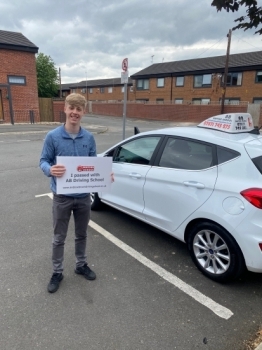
[129,172,142,179]
[183,181,205,189]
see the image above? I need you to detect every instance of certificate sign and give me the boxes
[56,156,112,195]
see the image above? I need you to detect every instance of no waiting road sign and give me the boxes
[122,58,128,72]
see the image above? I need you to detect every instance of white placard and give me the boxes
[121,70,129,84]
[56,156,112,195]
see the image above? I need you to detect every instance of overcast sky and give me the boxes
[1,0,261,83]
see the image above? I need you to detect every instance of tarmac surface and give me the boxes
[0,115,262,350]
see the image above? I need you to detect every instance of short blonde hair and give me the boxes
[65,93,87,109]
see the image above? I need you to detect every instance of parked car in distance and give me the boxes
[91,113,262,283]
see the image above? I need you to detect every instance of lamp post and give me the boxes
[221,29,232,114]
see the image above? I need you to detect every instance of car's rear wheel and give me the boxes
[187,222,245,282]
[90,192,102,211]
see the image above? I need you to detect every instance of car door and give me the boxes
[100,136,161,218]
[142,137,218,232]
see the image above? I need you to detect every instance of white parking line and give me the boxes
[36,192,233,320]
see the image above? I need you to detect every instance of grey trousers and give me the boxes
[52,194,91,273]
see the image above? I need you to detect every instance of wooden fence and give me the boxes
[39,98,53,122]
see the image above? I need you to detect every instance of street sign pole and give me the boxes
[121,58,128,140]
[123,81,127,139]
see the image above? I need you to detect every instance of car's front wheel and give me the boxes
[187,222,245,282]
[90,192,102,211]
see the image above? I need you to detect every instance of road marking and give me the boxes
[35,192,53,199]
[36,192,233,320]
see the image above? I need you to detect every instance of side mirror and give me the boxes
[134,126,140,135]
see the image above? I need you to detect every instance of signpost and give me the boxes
[121,58,128,139]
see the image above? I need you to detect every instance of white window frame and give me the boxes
[157,78,165,87]
[256,71,262,83]
[8,76,26,85]
[176,76,184,87]
[108,87,113,93]
[137,79,149,90]
[192,98,210,105]
[194,74,212,88]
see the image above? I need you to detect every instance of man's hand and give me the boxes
[111,172,115,182]
[50,164,66,177]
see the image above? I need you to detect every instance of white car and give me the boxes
[91,113,262,282]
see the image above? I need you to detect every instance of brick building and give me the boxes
[57,50,262,126]
[61,77,133,102]
[131,51,262,105]
[61,51,262,107]
[0,30,39,124]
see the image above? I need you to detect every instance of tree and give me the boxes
[36,53,59,97]
[211,0,262,35]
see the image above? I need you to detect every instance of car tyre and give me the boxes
[90,192,102,211]
[187,222,245,282]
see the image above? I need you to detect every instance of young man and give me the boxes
[40,93,97,293]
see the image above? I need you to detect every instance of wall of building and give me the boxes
[132,71,261,104]
[0,49,40,123]
[73,85,135,102]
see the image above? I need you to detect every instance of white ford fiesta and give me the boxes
[91,113,262,282]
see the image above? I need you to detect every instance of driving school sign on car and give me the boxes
[56,156,112,195]
[198,113,254,133]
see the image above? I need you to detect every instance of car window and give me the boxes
[113,136,161,165]
[159,137,213,170]
[217,146,240,165]
[251,156,262,174]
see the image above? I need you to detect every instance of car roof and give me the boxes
[135,126,262,146]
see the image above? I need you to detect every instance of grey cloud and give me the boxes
[0,0,260,82]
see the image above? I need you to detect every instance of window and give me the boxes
[121,86,124,93]
[194,74,212,88]
[100,87,104,93]
[253,98,262,104]
[89,88,93,93]
[217,146,240,165]
[136,99,149,103]
[255,71,262,83]
[137,79,149,90]
[222,98,240,105]
[72,89,76,93]
[81,88,86,93]
[174,98,183,104]
[108,87,113,93]
[252,156,262,174]
[176,76,184,86]
[159,138,213,170]
[192,98,210,105]
[222,72,242,86]
[8,75,26,85]
[156,99,164,104]
[157,78,165,87]
[113,136,161,165]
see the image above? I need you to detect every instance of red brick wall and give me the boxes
[0,49,40,123]
[53,100,65,122]
[89,102,249,124]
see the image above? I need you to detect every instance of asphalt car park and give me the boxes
[0,116,262,350]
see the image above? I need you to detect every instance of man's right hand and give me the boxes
[50,164,66,177]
